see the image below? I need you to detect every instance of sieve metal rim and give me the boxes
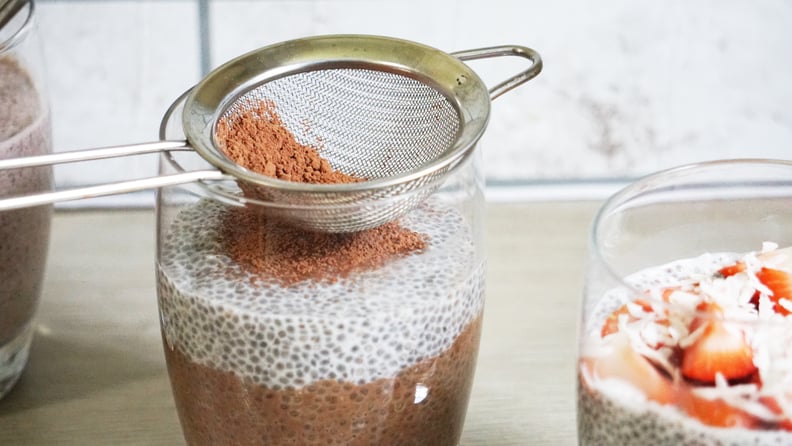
[159,86,479,212]
[180,34,492,194]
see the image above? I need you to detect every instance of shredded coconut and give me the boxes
[583,244,792,429]
[678,322,706,349]
[762,241,779,253]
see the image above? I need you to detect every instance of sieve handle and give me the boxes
[0,140,191,170]
[452,45,543,100]
[0,169,227,211]
[0,139,227,210]
[0,0,26,33]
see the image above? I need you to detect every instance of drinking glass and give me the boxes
[156,92,486,445]
[0,0,52,399]
[578,159,792,445]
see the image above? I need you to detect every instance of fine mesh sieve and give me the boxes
[0,35,542,232]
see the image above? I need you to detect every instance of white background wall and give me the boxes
[31,0,792,205]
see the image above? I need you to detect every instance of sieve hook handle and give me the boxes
[0,169,227,211]
[0,140,190,170]
[0,139,227,210]
[0,0,27,34]
[452,45,542,100]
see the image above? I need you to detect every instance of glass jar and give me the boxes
[0,0,52,399]
[578,159,792,445]
[156,92,486,445]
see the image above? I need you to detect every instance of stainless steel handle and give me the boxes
[0,140,189,170]
[0,139,226,210]
[452,45,543,100]
[0,0,27,34]
[0,169,227,211]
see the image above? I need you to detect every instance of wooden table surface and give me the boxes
[0,202,600,445]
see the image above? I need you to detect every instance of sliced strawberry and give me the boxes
[719,262,746,277]
[677,386,759,428]
[756,267,792,316]
[582,333,674,405]
[759,396,792,431]
[600,299,653,337]
[681,303,757,383]
[749,291,762,310]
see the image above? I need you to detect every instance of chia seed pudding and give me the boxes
[578,244,792,445]
[157,197,485,445]
[0,56,52,398]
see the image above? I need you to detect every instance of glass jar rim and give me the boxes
[591,158,792,325]
[0,0,34,55]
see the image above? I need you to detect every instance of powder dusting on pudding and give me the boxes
[219,207,427,286]
[578,244,792,445]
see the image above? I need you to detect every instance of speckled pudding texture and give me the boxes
[0,56,52,392]
[157,198,485,446]
[578,251,792,446]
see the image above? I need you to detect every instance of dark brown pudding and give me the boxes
[0,56,52,397]
[163,315,481,446]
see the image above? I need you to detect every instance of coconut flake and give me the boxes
[762,241,779,253]
[759,244,792,272]
[757,294,777,321]
[667,290,701,313]
[678,322,707,349]
[626,301,649,318]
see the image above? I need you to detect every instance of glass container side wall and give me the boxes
[156,95,486,445]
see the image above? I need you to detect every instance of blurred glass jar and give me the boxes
[0,0,52,399]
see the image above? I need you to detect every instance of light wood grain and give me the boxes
[0,202,600,445]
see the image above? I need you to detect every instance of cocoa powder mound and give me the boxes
[221,208,426,285]
[216,99,362,184]
[214,99,427,285]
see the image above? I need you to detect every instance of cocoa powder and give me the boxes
[216,99,361,184]
[221,209,426,285]
[215,99,426,285]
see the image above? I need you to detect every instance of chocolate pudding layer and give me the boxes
[0,56,52,397]
[165,315,481,446]
[158,198,485,445]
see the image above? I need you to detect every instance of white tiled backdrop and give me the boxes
[33,0,792,205]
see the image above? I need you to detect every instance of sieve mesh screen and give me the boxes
[221,69,461,180]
